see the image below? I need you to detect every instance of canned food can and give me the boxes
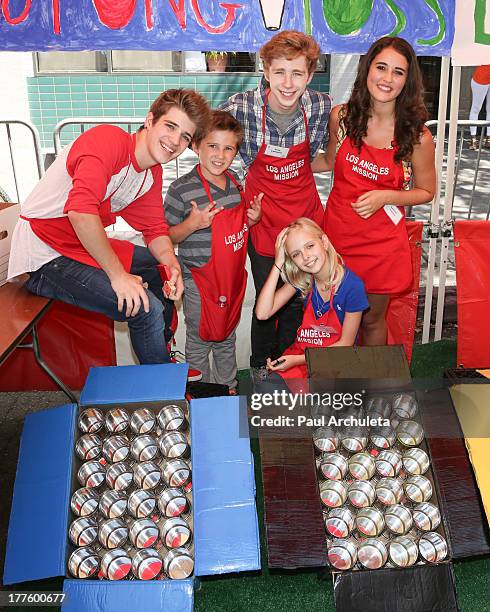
[157,488,188,517]
[99,518,129,549]
[403,475,433,503]
[396,420,424,447]
[355,507,385,537]
[129,518,159,549]
[325,507,355,538]
[413,502,441,531]
[69,516,98,547]
[106,462,133,491]
[157,405,187,432]
[102,435,130,463]
[105,408,130,434]
[370,425,396,450]
[163,547,194,579]
[389,535,418,567]
[161,459,191,489]
[384,504,413,535]
[78,408,104,434]
[131,435,159,462]
[77,460,106,488]
[158,431,190,459]
[75,434,103,461]
[402,448,430,476]
[392,393,418,420]
[357,538,388,569]
[375,450,402,478]
[134,461,162,490]
[375,478,403,506]
[160,517,192,549]
[313,427,338,454]
[418,531,448,563]
[340,427,368,453]
[99,489,128,519]
[100,548,131,580]
[68,546,100,579]
[347,480,376,508]
[128,489,157,519]
[348,452,375,481]
[131,547,162,580]
[366,397,391,419]
[318,453,348,481]
[327,539,358,570]
[319,480,348,508]
[130,408,156,435]
[71,487,99,517]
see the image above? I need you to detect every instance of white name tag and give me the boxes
[383,204,403,225]
[265,144,290,158]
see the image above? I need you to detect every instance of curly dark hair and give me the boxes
[341,36,428,163]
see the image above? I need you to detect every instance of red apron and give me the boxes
[279,289,342,385]
[190,165,248,342]
[245,91,323,257]
[22,181,138,273]
[323,138,411,294]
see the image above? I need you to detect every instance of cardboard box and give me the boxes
[260,346,460,612]
[4,363,260,611]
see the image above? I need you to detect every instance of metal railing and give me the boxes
[0,120,44,202]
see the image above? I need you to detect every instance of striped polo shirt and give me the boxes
[164,166,243,276]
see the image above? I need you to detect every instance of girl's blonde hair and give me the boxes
[282,218,344,298]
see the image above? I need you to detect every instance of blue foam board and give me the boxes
[80,363,188,405]
[62,578,193,612]
[191,396,261,576]
[4,404,76,585]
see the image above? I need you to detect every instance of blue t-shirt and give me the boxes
[306,267,369,324]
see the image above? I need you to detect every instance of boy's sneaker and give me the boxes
[169,350,203,382]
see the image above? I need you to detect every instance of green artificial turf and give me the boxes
[195,339,490,612]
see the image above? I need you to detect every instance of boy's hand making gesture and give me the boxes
[247,192,263,226]
[188,200,224,231]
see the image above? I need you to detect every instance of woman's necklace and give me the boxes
[312,282,330,318]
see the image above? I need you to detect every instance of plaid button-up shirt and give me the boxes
[218,77,331,177]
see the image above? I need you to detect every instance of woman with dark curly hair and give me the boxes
[317,36,436,346]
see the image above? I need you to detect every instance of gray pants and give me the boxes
[182,275,238,389]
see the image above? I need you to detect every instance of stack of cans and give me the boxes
[68,402,194,581]
[314,392,448,573]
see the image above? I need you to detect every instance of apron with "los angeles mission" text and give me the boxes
[190,165,248,342]
[279,289,342,383]
[245,91,323,257]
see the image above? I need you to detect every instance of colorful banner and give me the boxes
[452,0,490,65]
[0,0,454,55]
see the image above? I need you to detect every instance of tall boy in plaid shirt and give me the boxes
[219,30,331,371]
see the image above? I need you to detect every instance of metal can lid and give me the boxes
[355,507,385,537]
[101,548,131,580]
[384,504,413,535]
[164,548,194,579]
[419,531,448,563]
[358,538,388,569]
[68,546,100,579]
[389,535,418,567]
[413,502,441,531]
[132,548,162,580]
[327,539,357,570]
[347,480,376,508]
[404,475,433,503]
[348,452,375,481]
[396,420,424,447]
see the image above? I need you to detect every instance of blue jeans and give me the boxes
[25,246,172,364]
